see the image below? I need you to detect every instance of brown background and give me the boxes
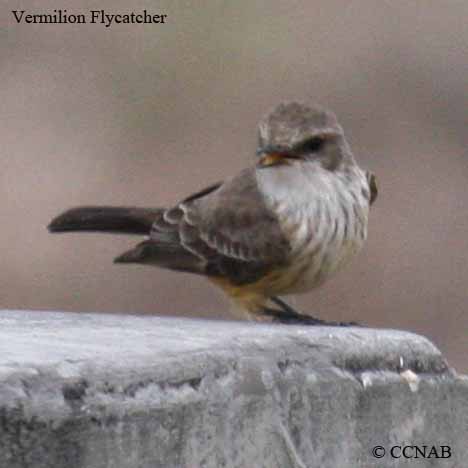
[3,1,467,371]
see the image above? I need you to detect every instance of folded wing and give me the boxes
[118,168,291,285]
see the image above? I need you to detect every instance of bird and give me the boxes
[48,102,377,325]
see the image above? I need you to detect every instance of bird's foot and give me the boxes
[261,307,329,325]
[265,296,363,327]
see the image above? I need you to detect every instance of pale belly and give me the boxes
[283,237,365,294]
[270,193,369,295]
[256,161,370,297]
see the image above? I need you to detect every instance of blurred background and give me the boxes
[3,1,467,371]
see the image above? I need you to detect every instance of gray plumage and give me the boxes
[48,101,377,320]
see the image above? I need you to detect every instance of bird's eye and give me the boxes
[300,136,325,153]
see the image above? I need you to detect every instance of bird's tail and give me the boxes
[48,206,163,235]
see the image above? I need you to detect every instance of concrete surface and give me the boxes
[0,310,466,468]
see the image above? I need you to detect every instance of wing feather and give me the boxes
[150,168,291,284]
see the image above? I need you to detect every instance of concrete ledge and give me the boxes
[0,310,466,468]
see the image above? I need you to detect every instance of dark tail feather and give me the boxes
[48,206,163,235]
[114,240,202,274]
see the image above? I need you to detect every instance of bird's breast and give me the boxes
[259,167,369,294]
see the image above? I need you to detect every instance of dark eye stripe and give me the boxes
[297,136,325,154]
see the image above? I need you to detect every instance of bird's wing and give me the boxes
[145,168,291,284]
[365,171,378,205]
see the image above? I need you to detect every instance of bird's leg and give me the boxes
[261,306,327,325]
[270,296,307,316]
[266,297,328,325]
[267,296,362,327]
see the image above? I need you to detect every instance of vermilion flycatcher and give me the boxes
[49,102,377,325]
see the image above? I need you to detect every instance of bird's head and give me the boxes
[256,101,353,171]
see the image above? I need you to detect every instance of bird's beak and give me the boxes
[258,152,288,167]
[257,146,299,167]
